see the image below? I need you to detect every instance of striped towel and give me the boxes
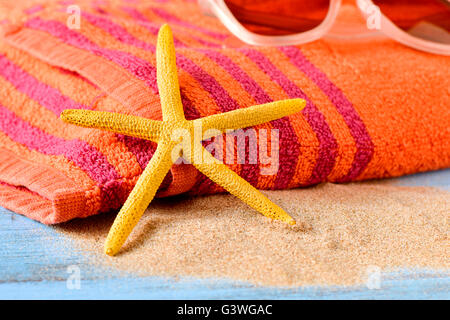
[0,0,448,224]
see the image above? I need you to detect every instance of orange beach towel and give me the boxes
[0,0,448,224]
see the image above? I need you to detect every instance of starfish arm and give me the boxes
[104,141,175,256]
[193,146,296,225]
[196,99,306,139]
[60,109,162,142]
[157,24,185,122]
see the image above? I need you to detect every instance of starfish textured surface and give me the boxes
[61,24,306,256]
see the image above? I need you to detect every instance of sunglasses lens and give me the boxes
[223,0,331,36]
[373,0,450,44]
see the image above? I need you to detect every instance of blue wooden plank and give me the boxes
[389,169,450,190]
[0,270,448,299]
[0,169,449,299]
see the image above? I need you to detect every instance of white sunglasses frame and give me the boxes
[200,0,450,55]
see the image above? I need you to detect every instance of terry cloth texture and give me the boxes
[0,0,448,224]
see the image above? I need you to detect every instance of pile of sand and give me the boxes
[56,182,449,287]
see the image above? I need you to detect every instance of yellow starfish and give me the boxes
[61,24,306,256]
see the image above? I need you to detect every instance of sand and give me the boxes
[55,182,449,287]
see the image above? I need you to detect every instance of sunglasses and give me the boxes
[200,0,450,55]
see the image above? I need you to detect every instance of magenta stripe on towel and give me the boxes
[24,5,43,15]
[0,54,86,115]
[79,13,241,191]
[122,7,221,48]
[202,49,300,189]
[25,17,159,92]
[176,54,240,112]
[30,14,163,167]
[57,12,201,163]
[0,53,131,202]
[0,51,165,183]
[24,16,199,167]
[196,49,260,188]
[79,12,202,166]
[241,48,338,185]
[0,104,126,211]
[280,46,374,181]
[151,7,229,40]
[80,13,238,114]
[78,13,202,120]
[0,53,129,206]
[120,7,185,47]
[202,50,272,103]
[82,12,156,52]
[116,135,155,169]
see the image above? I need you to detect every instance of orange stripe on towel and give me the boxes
[5,28,161,119]
[0,149,88,224]
[0,72,142,182]
[268,47,357,182]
